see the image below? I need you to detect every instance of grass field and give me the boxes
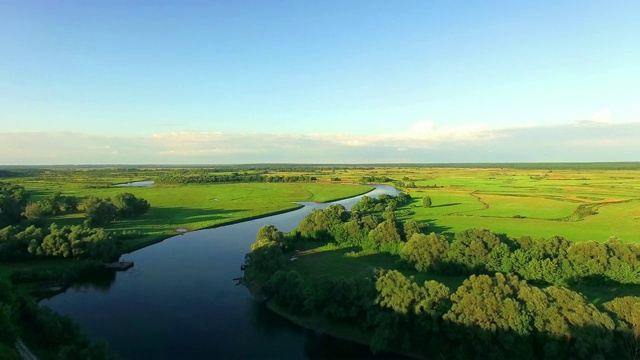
[4,165,638,250]
[384,168,640,242]
[9,176,373,251]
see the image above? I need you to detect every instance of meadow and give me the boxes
[4,164,639,251]
[6,170,373,252]
[332,166,640,243]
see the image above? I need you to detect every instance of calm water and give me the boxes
[42,185,402,359]
[114,180,155,187]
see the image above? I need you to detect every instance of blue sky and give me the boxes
[1,1,639,164]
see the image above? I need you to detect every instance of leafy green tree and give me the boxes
[444,273,533,359]
[24,201,48,221]
[244,238,287,284]
[403,233,449,272]
[367,219,403,253]
[604,296,640,359]
[268,270,306,312]
[83,197,117,227]
[0,183,29,227]
[422,196,432,208]
[41,192,63,215]
[447,228,509,273]
[61,196,79,213]
[256,224,284,244]
[112,192,150,218]
[402,220,423,241]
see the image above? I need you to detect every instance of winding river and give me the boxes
[41,185,401,359]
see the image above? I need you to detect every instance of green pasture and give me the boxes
[8,176,372,252]
[393,167,640,243]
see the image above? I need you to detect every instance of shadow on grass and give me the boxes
[422,219,452,234]
[107,206,249,231]
[430,202,461,208]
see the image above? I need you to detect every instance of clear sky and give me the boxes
[1,1,639,164]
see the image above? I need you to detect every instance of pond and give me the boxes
[41,185,402,359]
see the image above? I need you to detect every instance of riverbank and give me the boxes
[266,300,428,360]
[120,184,375,254]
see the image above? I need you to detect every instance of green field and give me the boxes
[384,168,640,242]
[4,165,639,252]
[6,173,373,252]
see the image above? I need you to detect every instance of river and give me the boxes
[41,185,401,359]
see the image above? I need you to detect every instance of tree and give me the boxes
[41,192,63,215]
[112,193,150,218]
[24,201,48,221]
[83,197,117,227]
[422,196,432,208]
[61,196,79,213]
[403,233,449,272]
[0,183,29,227]
[367,219,403,253]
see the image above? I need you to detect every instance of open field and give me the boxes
[4,165,639,246]
[329,166,640,242]
[5,173,373,252]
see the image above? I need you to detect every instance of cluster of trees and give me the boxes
[247,241,640,360]
[392,180,417,188]
[0,183,149,262]
[0,183,29,228]
[0,224,118,261]
[403,229,640,285]
[24,193,79,221]
[156,172,317,184]
[0,279,116,359]
[294,202,425,253]
[84,192,150,226]
[358,175,393,183]
[351,193,412,213]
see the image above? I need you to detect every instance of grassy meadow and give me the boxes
[4,164,639,250]
[326,166,639,243]
[7,171,373,252]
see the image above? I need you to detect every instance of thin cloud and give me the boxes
[1,121,639,164]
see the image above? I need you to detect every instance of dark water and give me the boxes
[41,185,401,359]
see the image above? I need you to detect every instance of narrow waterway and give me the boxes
[41,185,401,359]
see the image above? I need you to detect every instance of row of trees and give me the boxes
[156,172,318,184]
[84,193,150,226]
[0,183,150,261]
[403,229,640,285]
[351,193,412,213]
[0,224,118,261]
[294,203,425,253]
[24,193,79,220]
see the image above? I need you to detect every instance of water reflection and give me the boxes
[42,185,402,359]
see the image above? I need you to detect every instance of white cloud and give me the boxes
[1,121,639,164]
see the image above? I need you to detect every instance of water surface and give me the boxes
[42,185,401,359]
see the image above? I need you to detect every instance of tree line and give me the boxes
[156,172,318,184]
[0,183,150,262]
[403,228,640,286]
